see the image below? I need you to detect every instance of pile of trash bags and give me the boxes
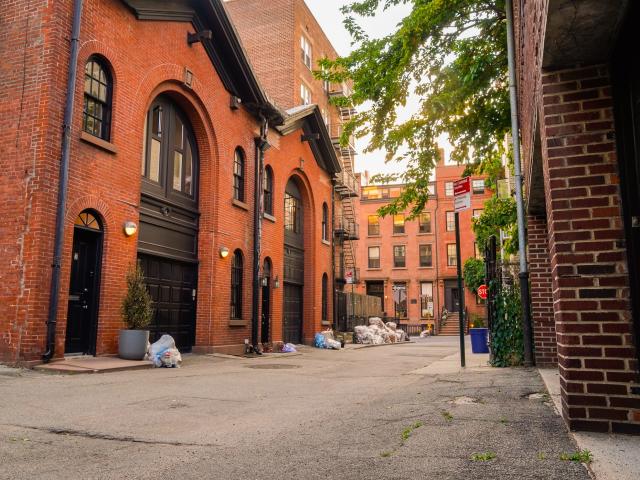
[146,334,182,368]
[314,330,343,349]
[353,317,407,345]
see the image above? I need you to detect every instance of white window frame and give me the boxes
[300,83,312,105]
[301,35,312,69]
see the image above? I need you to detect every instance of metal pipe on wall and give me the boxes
[505,0,534,366]
[43,0,84,362]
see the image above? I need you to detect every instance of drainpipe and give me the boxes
[505,0,534,366]
[331,183,337,330]
[433,187,441,334]
[43,0,84,363]
[251,115,269,353]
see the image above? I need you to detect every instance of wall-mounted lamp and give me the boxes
[219,246,229,259]
[187,29,212,45]
[123,221,137,237]
[273,275,280,289]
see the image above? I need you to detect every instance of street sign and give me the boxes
[454,176,471,212]
[345,268,355,284]
[477,284,488,300]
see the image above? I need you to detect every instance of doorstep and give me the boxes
[538,368,640,480]
[33,356,153,374]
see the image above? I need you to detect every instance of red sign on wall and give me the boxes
[477,284,488,300]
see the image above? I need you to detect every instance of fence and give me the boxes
[335,291,383,331]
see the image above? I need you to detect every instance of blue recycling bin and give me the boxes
[470,328,489,354]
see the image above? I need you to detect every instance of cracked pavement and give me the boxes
[0,337,590,479]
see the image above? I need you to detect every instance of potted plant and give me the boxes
[469,315,489,354]
[119,263,153,360]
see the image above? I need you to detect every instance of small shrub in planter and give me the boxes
[119,263,154,360]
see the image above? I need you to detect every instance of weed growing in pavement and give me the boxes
[442,411,454,422]
[471,452,497,462]
[499,417,508,424]
[537,452,546,460]
[560,450,593,463]
[401,421,424,443]
[380,451,392,458]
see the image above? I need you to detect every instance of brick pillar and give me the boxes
[540,65,640,434]
[528,214,556,367]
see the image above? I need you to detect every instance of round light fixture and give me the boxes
[219,246,230,258]
[123,221,137,237]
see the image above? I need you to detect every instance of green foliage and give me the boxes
[318,0,509,218]
[470,314,485,328]
[463,257,484,293]
[121,263,154,330]
[471,452,497,461]
[560,450,593,464]
[472,195,518,254]
[442,411,454,422]
[490,282,523,367]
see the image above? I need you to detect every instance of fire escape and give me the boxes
[330,83,359,287]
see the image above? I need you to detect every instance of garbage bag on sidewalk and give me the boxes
[314,333,327,349]
[281,343,297,353]
[147,335,182,367]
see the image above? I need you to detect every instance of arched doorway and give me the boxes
[261,257,272,344]
[283,178,304,343]
[138,95,199,351]
[65,210,103,355]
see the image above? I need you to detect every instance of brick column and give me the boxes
[528,214,556,367]
[540,65,640,433]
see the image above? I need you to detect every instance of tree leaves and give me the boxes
[317,0,509,216]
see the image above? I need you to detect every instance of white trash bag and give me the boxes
[147,334,181,368]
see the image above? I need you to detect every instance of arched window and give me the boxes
[321,202,328,241]
[263,165,273,215]
[231,249,244,319]
[83,56,112,140]
[321,273,328,321]
[74,210,102,231]
[233,148,245,202]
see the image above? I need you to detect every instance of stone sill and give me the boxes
[232,199,249,211]
[80,131,118,154]
[228,319,247,327]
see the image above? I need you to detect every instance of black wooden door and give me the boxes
[261,284,270,344]
[139,254,197,351]
[283,284,303,344]
[444,281,460,312]
[65,228,102,354]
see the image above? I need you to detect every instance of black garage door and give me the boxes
[139,254,197,351]
[283,283,303,344]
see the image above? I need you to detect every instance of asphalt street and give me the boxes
[0,337,590,479]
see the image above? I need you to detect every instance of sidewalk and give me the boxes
[33,356,152,374]
[539,368,640,480]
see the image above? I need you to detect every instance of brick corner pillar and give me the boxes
[528,214,557,367]
[540,65,640,434]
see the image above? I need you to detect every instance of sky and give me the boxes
[304,0,416,178]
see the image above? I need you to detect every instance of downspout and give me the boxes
[506,0,534,366]
[433,188,440,334]
[43,0,83,362]
[331,182,337,330]
[251,114,269,353]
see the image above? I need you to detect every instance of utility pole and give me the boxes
[505,0,534,367]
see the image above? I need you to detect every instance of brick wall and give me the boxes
[540,65,640,433]
[0,0,335,362]
[528,214,556,367]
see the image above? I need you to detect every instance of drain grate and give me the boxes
[246,364,300,370]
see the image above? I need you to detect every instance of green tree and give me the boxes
[121,263,154,330]
[463,257,484,293]
[472,195,517,254]
[319,0,509,218]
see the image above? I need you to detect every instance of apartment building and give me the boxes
[353,159,491,334]
[227,0,361,313]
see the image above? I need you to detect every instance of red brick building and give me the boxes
[0,0,341,363]
[353,159,490,334]
[227,0,361,318]
[516,0,640,433]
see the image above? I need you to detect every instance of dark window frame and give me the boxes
[233,148,245,202]
[321,202,328,241]
[419,244,433,267]
[393,214,405,234]
[368,246,380,269]
[263,165,273,215]
[418,212,432,233]
[321,273,328,321]
[393,245,406,268]
[231,249,244,319]
[368,215,380,236]
[82,56,112,141]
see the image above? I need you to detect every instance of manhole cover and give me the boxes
[246,364,300,370]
